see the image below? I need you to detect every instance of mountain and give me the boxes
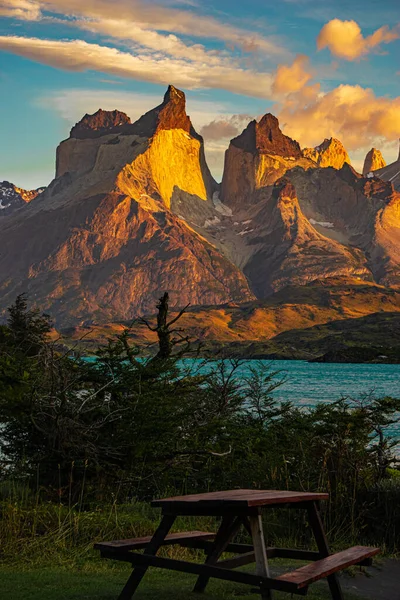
[302,138,351,169]
[0,86,253,325]
[0,86,399,329]
[0,181,45,216]
[220,113,314,211]
[363,148,386,176]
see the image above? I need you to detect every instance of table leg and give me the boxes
[117,514,176,600]
[307,502,344,600]
[249,514,273,600]
[193,515,243,593]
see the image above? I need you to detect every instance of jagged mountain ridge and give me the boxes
[0,85,399,326]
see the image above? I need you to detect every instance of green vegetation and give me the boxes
[0,566,364,600]
[0,293,399,589]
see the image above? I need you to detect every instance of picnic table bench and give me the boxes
[95,489,380,600]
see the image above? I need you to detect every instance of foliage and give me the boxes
[0,295,399,557]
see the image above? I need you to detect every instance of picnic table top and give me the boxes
[151,489,329,509]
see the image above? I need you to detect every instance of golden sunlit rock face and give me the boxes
[118,129,208,209]
[302,138,351,169]
[363,148,386,175]
[0,86,400,328]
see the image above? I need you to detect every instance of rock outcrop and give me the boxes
[220,114,314,211]
[372,143,400,191]
[241,178,371,296]
[0,181,44,217]
[302,138,350,169]
[363,148,386,176]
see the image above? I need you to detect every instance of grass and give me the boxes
[0,564,365,600]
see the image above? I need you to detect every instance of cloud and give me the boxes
[0,0,41,20]
[73,18,226,66]
[272,54,313,94]
[317,18,400,60]
[0,35,274,97]
[276,82,400,152]
[0,0,288,58]
[200,114,253,141]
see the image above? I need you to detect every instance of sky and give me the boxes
[0,0,399,188]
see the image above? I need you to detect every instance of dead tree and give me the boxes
[139,292,190,359]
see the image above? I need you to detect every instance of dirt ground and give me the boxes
[341,559,400,599]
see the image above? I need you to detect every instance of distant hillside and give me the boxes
[241,312,400,362]
[59,279,400,357]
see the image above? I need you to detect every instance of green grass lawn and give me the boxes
[0,564,365,600]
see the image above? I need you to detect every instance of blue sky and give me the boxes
[0,0,399,188]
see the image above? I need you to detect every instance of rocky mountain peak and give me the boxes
[129,84,193,139]
[363,148,386,176]
[70,109,131,139]
[231,113,301,158]
[303,137,350,169]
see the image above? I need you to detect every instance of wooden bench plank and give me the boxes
[94,531,215,552]
[277,546,380,589]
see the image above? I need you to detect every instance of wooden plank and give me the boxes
[94,531,215,552]
[100,549,307,595]
[152,489,329,509]
[216,551,255,569]
[116,514,175,600]
[307,502,343,600]
[249,514,272,600]
[277,546,380,588]
[193,515,242,592]
[179,539,254,554]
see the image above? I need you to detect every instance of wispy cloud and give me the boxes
[0,35,274,97]
[0,0,289,56]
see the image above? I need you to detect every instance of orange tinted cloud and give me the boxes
[317,18,399,60]
[272,54,313,94]
[277,83,400,150]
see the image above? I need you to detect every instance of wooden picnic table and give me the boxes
[95,489,379,600]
